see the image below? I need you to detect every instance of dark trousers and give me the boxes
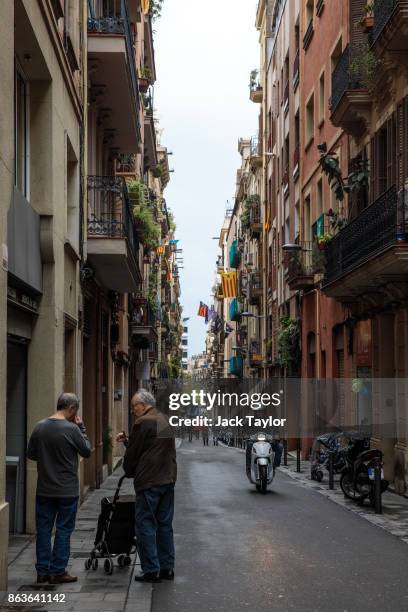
[35,495,78,576]
[135,483,175,574]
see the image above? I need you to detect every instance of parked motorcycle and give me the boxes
[246,433,282,494]
[310,432,346,482]
[339,433,388,505]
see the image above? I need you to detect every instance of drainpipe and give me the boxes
[315,288,321,379]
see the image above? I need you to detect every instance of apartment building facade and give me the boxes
[0,0,182,587]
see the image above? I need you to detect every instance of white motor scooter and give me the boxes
[247,433,275,494]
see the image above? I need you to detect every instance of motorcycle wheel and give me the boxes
[259,465,267,494]
[340,471,366,501]
[315,470,323,482]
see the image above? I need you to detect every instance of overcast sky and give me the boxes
[154,0,260,356]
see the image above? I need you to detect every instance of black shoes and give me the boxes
[134,572,161,583]
[36,574,49,584]
[160,569,175,580]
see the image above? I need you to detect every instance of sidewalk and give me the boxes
[280,453,408,545]
[2,470,152,612]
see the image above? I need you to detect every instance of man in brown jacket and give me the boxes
[118,389,177,583]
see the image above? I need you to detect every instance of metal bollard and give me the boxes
[296,438,301,473]
[329,452,334,490]
[374,459,382,514]
[283,439,288,467]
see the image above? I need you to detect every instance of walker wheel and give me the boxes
[117,555,125,568]
[84,558,91,570]
[124,555,132,566]
[91,558,99,571]
[104,558,114,575]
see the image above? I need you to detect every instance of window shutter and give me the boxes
[350,0,368,46]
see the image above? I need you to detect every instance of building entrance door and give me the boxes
[6,338,28,534]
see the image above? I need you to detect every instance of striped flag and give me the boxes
[157,245,165,255]
[221,271,237,298]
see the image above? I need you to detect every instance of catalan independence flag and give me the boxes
[156,245,165,255]
[221,271,237,298]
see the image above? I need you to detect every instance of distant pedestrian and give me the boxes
[27,393,91,585]
[202,429,209,446]
[119,389,177,583]
[213,433,218,446]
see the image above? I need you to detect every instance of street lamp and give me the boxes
[240,312,267,319]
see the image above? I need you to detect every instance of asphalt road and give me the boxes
[151,439,408,612]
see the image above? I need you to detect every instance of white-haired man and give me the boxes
[118,389,177,583]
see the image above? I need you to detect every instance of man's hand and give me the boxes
[74,415,84,427]
[116,431,128,443]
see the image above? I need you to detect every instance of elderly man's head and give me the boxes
[131,389,156,418]
[57,393,80,421]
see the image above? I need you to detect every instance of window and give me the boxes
[304,195,312,242]
[181,339,188,346]
[330,37,343,81]
[182,351,188,359]
[306,0,314,25]
[14,67,29,198]
[67,137,79,250]
[305,93,314,146]
[294,202,300,239]
[183,326,188,333]
[319,72,325,124]
[317,178,323,220]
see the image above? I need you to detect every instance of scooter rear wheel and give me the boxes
[259,466,267,494]
[340,471,365,501]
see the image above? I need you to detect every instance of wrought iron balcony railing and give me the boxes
[372,0,398,42]
[284,241,318,291]
[88,0,140,126]
[323,186,399,285]
[248,272,262,305]
[130,298,157,329]
[87,175,139,257]
[330,44,366,113]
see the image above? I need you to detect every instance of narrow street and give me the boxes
[152,440,408,612]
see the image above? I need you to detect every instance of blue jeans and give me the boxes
[35,496,78,576]
[135,484,175,574]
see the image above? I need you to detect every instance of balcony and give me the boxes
[330,44,371,136]
[372,0,408,53]
[249,71,263,103]
[229,356,243,378]
[216,254,224,273]
[249,341,263,368]
[323,186,408,298]
[229,239,241,268]
[88,0,140,152]
[115,153,137,177]
[249,136,262,168]
[87,175,141,292]
[249,198,262,238]
[284,242,318,291]
[248,272,263,305]
[230,298,241,322]
[130,298,158,349]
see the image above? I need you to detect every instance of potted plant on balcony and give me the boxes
[359,3,374,33]
[317,232,333,250]
[139,66,152,93]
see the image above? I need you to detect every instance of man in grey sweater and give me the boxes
[27,393,91,584]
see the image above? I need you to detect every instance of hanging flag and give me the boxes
[141,0,150,14]
[207,306,216,323]
[221,271,237,298]
[156,245,165,255]
[197,302,208,317]
[169,239,179,245]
